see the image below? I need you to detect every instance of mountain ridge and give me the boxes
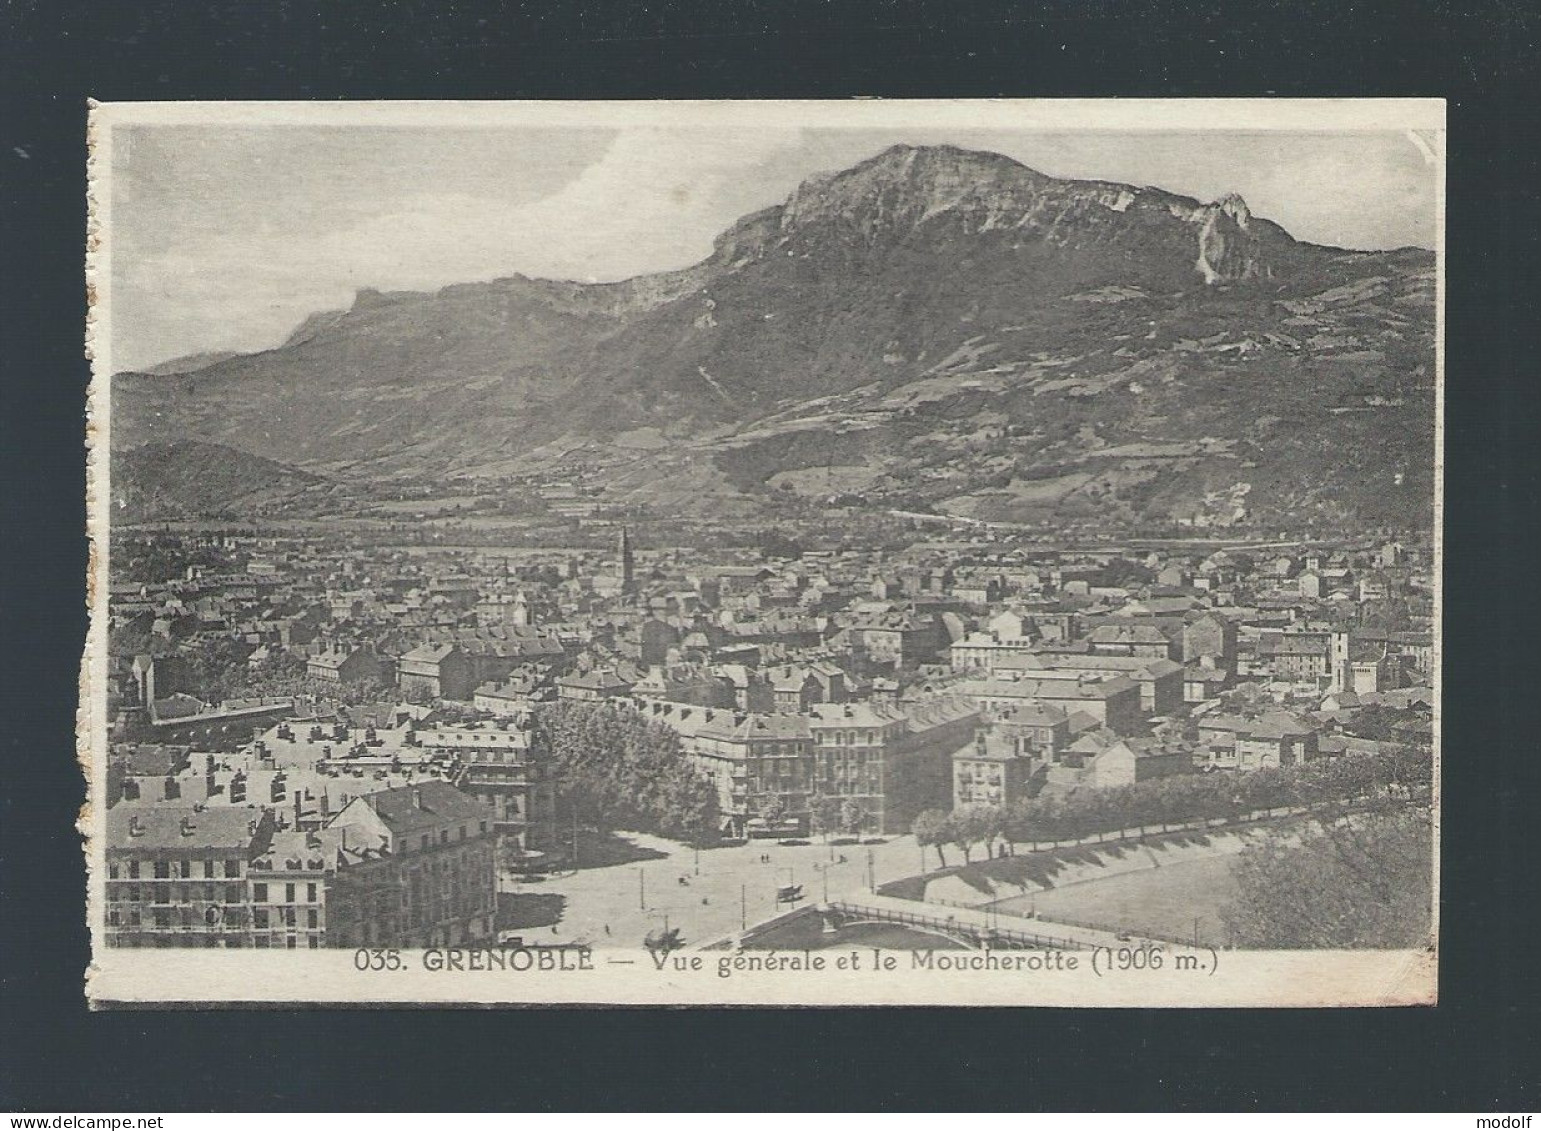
[140,142,1369,373]
[110,144,1436,533]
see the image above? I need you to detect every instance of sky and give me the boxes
[108,124,1439,371]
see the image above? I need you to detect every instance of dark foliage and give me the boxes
[531,699,721,841]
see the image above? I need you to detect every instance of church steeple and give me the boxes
[618,526,635,594]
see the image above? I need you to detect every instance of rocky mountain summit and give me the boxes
[112,144,1436,532]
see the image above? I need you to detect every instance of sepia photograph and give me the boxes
[82,99,1442,1006]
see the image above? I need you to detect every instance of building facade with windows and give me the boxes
[648,697,980,836]
[324,781,498,948]
[105,806,276,948]
[952,730,1039,809]
[247,829,339,949]
[424,725,556,852]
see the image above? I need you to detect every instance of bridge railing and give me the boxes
[830,900,1091,951]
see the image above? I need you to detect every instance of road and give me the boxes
[502,831,938,950]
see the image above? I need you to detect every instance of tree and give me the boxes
[228,671,393,708]
[927,747,1430,869]
[1151,775,1203,831]
[497,834,540,872]
[402,680,437,707]
[753,529,804,560]
[1381,742,1434,796]
[948,805,1001,864]
[839,799,867,836]
[808,794,842,843]
[976,804,1007,857]
[1342,703,1417,744]
[1221,808,1434,948]
[1241,766,1295,813]
[1002,797,1045,853]
[180,635,258,703]
[911,809,950,869]
[753,793,788,828]
[656,768,721,841]
[1026,793,1071,847]
[1091,557,1156,589]
[532,700,720,842]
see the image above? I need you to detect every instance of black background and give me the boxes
[2,0,1538,1112]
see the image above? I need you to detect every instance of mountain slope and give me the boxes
[112,441,326,522]
[111,144,1436,531]
[136,350,240,377]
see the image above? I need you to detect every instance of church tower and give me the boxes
[1329,630,1352,694]
[618,526,636,594]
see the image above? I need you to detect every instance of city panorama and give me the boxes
[94,110,1438,964]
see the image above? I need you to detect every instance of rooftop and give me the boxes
[360,780,495,836]
[108,805,270,852]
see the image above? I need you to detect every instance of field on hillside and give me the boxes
[991,854,1240,946]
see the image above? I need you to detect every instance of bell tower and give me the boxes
[618,526,636,594]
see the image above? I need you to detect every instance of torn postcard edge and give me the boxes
[82,98,1443,1007]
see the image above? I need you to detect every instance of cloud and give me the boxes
[494,127,807,280]
[299,129,810,290]
[111,128,810,369]
[107,125,1434,370]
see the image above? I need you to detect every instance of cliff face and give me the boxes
[112,144,1435,531]
[707,145,1298,283]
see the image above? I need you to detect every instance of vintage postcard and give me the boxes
[83,99,1442,1006]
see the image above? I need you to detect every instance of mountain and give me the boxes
[135,350,241,377]
[112,441,325,522]
[111,144,1436,532]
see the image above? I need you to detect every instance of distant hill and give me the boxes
[112,441,324,522]
[134,351,241,377]
[111,143,1436,531]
